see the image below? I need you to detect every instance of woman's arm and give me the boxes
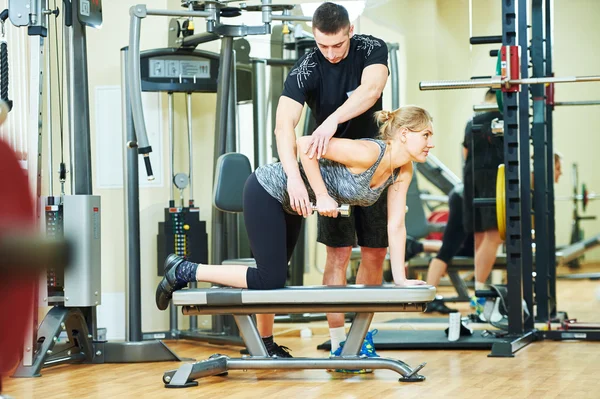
[386,162,426,285]
[297,136,380,217]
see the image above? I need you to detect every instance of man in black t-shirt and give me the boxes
[257,2,389,363]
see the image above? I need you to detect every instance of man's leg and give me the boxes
[323,245,353,336]
[316,207,356,353]
[352,197,388,357]
[474,229,504,287]
[355,247,386,285]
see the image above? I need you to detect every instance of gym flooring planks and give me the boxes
[4,270,600,399]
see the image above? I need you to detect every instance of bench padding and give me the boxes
[173,285,436,307]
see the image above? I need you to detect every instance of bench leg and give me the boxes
[448,271,471,301]
[233,315,269,357]
[340,312,373,356]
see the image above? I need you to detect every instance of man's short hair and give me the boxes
[312,2,351,34]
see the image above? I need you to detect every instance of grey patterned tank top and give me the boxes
[254,138,399,215]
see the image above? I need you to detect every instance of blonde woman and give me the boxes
[156,105,435,359]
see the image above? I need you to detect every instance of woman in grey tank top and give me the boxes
[156,105,435,356]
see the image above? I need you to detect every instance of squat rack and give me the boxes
[418,0,600,354]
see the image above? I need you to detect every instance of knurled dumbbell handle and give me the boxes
[310,203,351,217]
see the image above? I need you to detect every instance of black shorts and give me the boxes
[463,168,499,233]
[317,188,388,248]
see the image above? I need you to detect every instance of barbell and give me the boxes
[420,45,600,94]
[473,101,600,113]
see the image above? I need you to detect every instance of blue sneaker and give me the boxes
[470,295,486,315]
[361,329,380,358]
[330,330,379,374]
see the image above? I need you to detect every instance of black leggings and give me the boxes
[243,173,304,289]
[436,188,474,263]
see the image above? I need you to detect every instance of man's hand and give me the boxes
[306,116,339,160]
[394,279,427,286]
[287,176,311,217]
[315,194,339,218]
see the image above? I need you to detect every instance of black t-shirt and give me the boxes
[463,111,504,174]
[282,34,388,140]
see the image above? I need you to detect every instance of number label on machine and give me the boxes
[140,49,219,93]
[149,58,211,79]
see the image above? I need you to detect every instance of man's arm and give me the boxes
[274,96,313,217]
[330,64,389,125]
[274,96,304,179]
[306,63,389,159]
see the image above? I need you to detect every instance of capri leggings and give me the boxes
[243,172,304,289]
[435,187,474,263]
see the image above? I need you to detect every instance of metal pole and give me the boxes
[545,0,558,317]
[477,101,600,112]
[186,93,194,204]
[420,75,600,91]
[66,0,92,195]
[127,6,154,180]
[389,43,399,109]
[420,78,502,90]
[211,36,234,266]
[502,0,524,335]
[210,37,235,336]
[271,15,312,22]
[46,35,53,195]
[518,0,534,330]
[121,47,142,342]
[252,59,267,168]
[180,32,219,48]
[168,93,174,204]
[226,49,238,260]
[532,0,551,322]
[146,8,211,18]
[474,104,499,112]
[555,100,600,106]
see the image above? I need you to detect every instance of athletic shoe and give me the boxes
[155,254,187,311]
[330,330,379,374]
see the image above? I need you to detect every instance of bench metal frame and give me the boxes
[162,286,435,387]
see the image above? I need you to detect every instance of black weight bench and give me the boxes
[163,284,436,387]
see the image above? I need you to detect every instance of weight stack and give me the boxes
[157,206,208,276]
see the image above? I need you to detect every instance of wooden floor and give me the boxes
[3,272,600,399]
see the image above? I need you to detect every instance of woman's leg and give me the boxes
[256,208,303,338]
[156,174,293,306]
[427,190,467,286]
[182,173,294,288]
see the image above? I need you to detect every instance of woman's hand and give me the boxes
[287,176,311,217]
[394,279,427,286]
[316,194,339,218]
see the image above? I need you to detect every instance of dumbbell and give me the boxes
[310,203,351,217]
